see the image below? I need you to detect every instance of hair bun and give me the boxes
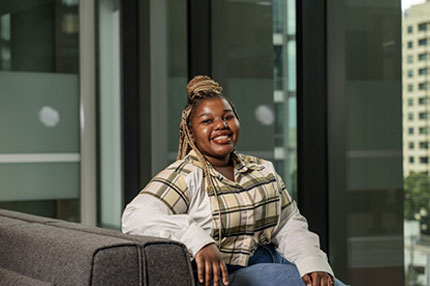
[186,75,223,100]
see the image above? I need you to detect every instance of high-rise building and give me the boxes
[403,1,430,175]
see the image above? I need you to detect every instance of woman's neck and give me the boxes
[205,154,235,181]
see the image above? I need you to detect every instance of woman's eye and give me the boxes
[224,115,234,120]
[202,119,212,124]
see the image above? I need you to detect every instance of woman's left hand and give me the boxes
[302,271,334,286]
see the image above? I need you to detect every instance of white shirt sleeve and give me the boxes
[271,201,334,278]
[122,194,215,257]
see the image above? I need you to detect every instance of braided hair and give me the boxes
[177,75,240,244]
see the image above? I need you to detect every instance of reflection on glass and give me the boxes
[328,0,403,285]
[212,0,274,163]
[402,1,430,286]
[210,0,296,197]
[150,0,188,173]
[98,0,122,229]
[273,0,297,199]
[0,0,80,221]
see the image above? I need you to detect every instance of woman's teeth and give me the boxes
[214,135,228,140]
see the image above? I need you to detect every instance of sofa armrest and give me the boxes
[0,209,196,286]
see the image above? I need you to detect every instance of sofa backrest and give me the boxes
[0,209,195,286]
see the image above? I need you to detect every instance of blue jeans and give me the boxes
[226,244,349,286]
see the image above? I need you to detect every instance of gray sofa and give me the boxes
[0,209,196,286]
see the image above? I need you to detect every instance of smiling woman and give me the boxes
[189,97,240,181]
[122,76,347,286]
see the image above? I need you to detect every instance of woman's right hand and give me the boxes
[195,243,229,286]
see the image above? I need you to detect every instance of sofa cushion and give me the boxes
[0,222,141,285]
[0,266,54,286]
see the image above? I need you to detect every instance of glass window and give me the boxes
[419,127,429,134]
[419,112,428,119]
[211,0,298,199]
[418,53,428,61]
[418,38,428,46]
[327,1,403,284]
[407,55,413,63]
[407,25,413,33]
[409,113,414,120]
[419,97,427,105]
[420,156,428,164]
[408,84,414,92]
[408,41,413,48]
[150,0,188,173]
[97,0,122,229]
[0,0,80,221]
[409,156,414,163]
[408,98,414,106]
[419,142,429,149]
[418,23,428,31]
[408,69,414,77]
[409,142,415,149]
[419,112,429,120]
[409,127,414,134]
[419,67,428,75]
[419,82,429,90]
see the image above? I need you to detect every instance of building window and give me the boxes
[419,112,429,120]
[409,156,415,163]
[418,23,429,31]
[408,84,414,92]
[419,68,428,75]
[408,41,413,48]
[407,55,413,63]
[419,82,430,91]
[419,127,429,134]
[409,113,414,120]
[420,157,429,164]
[418,38,428,46]
[408,25,413,33]
[409,127,414,134]
[419,53,428,61]
[408,70,414,78]
[409,142,415,149]
[408,98,414,106]
[419,97,428,105]
[420,142,429,149]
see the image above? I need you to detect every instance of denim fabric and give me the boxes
[226,244,349,286]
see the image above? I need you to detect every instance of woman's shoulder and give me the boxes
[154,155,202,180]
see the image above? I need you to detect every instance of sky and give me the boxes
[402,0,426,11]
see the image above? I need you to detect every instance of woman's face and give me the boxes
[190,97,240,165]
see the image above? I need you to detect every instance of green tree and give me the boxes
[404,172,430,220]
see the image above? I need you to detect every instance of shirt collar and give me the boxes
[186,149,263,176]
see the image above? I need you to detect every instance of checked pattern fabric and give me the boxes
[140,150,292,266]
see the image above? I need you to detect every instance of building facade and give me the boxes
[403,1,430,176]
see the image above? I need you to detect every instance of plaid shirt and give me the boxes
[140,150,292,266]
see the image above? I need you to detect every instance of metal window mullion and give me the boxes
[79,0,97,226]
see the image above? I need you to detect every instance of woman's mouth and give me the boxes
[212,134,231,144]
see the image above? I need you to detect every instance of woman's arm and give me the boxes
[271,201,334,277]
[271,173,334,278]
[123,193,228,286]
[122,194,215,257]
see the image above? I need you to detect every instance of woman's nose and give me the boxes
[215,119,228,129]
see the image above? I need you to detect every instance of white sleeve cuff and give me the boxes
[180,222,215,257]
[295,256,334,278]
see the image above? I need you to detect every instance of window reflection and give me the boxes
[273,0,297,199]
[0,0,80,221]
